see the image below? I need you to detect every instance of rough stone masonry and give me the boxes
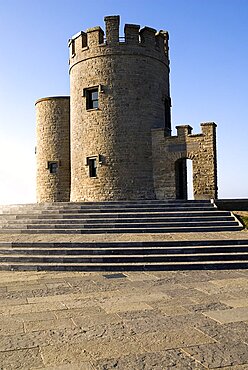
[35,15,217,203]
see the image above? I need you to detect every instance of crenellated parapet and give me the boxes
[68,15,169,71]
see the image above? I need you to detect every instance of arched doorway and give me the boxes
[175,158,194,200]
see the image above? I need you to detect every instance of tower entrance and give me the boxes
[175,158,193,200]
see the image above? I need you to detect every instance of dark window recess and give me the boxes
[89,158,97,177]
[71,40,75,56]
[48,162,58,174]
[86,89,99,110]
[164,97,171,135]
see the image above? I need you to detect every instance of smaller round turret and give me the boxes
[35,97,70,202]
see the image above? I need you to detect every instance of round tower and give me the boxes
[69,15,171,201]
[36,97,70,202]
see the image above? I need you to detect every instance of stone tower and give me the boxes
[36,15,218,203]
[69,16,171,201]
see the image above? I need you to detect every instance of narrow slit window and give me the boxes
[71,40,75,56]
[89,158,97,177]
[164,97,171,135]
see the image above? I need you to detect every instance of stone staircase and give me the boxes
[0,200,243,234]
[0,200,246,271]
[0,239,247,271]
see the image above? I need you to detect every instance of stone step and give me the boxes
[2,239,247,248]
[0,245,248,255]
[0,202,222,213]
[0,200,212,211]
[0,260,247,271]
[0,225,242,234]
[1,252,248,264]
[0,220,239,230]
[0,211,231,220]
[37,204,215,210]
[0,216,235,225]
[0,206,216,216]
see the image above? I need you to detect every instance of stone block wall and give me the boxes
[152,122,218,200]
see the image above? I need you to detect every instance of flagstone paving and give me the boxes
[0,267,248,369]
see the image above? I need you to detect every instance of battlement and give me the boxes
[173,122,217,138]
[68,15,169,61]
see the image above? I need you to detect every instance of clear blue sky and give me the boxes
[0,0,247,204]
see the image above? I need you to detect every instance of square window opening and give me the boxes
[86,88,99,110]
[48,162,58,174]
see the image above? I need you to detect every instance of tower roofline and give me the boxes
[68,15,169,63]
[35,96,70,106]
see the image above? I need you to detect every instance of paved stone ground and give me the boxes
[0,230,248,369]
[0,265,248,368]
